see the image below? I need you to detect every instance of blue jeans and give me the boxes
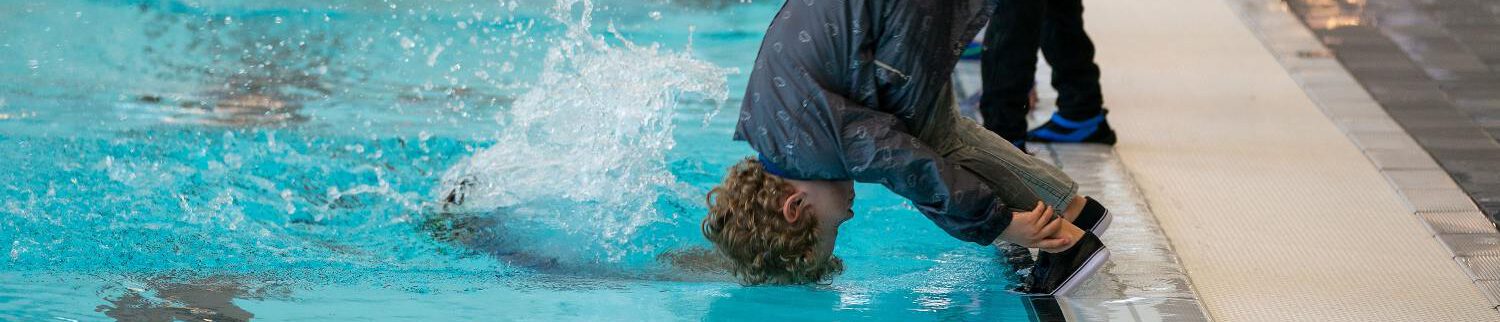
[918,84,1080,227]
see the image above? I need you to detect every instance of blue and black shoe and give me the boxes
[959,41,984,61]
[1027,111,1117,145]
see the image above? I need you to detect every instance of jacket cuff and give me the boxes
[758,153,793,178]
[974,198,1013,245]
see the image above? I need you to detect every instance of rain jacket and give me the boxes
[734,0,1011,245]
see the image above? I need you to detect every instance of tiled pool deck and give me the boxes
[1227,0,1500,313]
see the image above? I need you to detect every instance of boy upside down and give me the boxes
[701,0,1112,295]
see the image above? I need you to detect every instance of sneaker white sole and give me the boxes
[1052,247,1110,297]
[1090,208,1113,236]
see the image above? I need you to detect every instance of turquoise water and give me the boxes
[0,0,1033,320]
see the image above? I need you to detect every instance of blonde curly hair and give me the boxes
[702,157,844,285]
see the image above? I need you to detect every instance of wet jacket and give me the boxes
[734,0,1010,244]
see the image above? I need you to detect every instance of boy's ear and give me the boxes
[781,191,806,224]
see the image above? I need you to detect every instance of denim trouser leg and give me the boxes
[918,84,1079,220]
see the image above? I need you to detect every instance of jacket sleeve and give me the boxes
[826,91,1013,245]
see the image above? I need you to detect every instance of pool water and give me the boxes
[0,0,1035,320]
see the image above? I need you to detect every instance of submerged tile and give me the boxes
[1402,189,1483,213]
[1421,211,1500,235]
[1364,149,1442,170]
[1351,132,1425,151]
[1439,233,1500,257]
[1319,101,1391,118]
[1459,255,1500,280]
[1385,169,1463,191]
[1334,116,1405,133]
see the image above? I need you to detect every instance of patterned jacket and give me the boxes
[734,0,1012,244]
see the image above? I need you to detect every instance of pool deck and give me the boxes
[954,0,1500,320]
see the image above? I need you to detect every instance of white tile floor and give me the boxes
[1226,0,1500,312]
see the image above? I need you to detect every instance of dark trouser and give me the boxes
[979,0,1104,142]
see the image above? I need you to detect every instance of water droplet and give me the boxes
[649,11,662,20]
[400,37,416,50]
[274,16,283,24]
[799,30,811,43]
[26,60,39,70]
[777,110,790,121]
[773,42,783,53]
[773,77,787,87]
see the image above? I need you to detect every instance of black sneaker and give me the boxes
[1027,111,1117,145]
[1028,232,1110,296]
[1072,197,1113,235]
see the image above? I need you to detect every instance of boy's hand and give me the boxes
[998,201,1070,250]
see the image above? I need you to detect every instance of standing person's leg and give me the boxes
[1030,0,1117,144]
[978,0,1045,146]
[1040,0,1103,120]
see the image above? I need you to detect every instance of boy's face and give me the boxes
[785,179,856,268]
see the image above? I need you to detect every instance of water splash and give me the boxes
[437,0,731,262]
[0,0,736,275]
